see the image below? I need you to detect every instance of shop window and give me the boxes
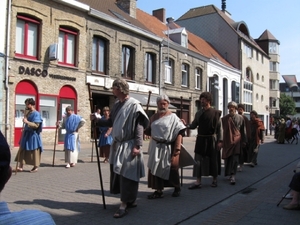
[92,37,107,74]
[39,96,57,128]
[144,52,155,83]
[58,27,77,66]
[15,15,40,60]
[121,45,134,80]
[15,94,35,127]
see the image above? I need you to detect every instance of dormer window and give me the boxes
[164,27,188,48]
[181,33,187,48]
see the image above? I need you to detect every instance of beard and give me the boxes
[158,108,167,114]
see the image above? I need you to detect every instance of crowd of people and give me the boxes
[2,78,299,223]
[272,117,300,144]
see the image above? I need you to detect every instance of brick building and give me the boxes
[3,0,240,146]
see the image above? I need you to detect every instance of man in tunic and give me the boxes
[144,95,186,199]
[15,98,43,173]
[90,78,149,218]
[1,131,56,224]
[237,104,251,171]
[57,106,86,168]
[249,110,265,167]
[183,92,223,188]
[221,101,247,185]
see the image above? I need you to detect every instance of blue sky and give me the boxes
[138,0,300,82]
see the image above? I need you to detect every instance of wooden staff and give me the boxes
[52,103,60,166]
[146,91,152,114]
[144,91,152,140]
[15,108,28,175]
[87,83,106,209]
[180,96,183,186]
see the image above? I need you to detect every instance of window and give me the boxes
[121,46,134,80]
[164,59,173,84]
[231,81,240,103]
[243,80,252,104]
[39,96,57,127]
[181,64,189,87]
[270,79,278,90]
[269,42,278,54]
[92,37,107,74]
[195,68,202,89]
[144,52,155,83]
[58,27,77,66]
[181,34,188,48]
[244,44,252,58]
[256,73,259,80]
[262,75,264,83]
[270,61,279,72]
[261,55,264,64]
[256,51,259,61]
[15,15,40,60]
[245,68,252,82]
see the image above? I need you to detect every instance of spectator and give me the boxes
[0,131,56,224]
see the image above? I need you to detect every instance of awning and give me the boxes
[130,92,177,112]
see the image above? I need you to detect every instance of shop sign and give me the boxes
[18,65,48,77]
[18,65,76,81]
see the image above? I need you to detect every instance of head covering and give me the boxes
[0,131,10,169]
[227,101,238,109]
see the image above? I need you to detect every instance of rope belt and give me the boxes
[197,134,216,137]
[152,137,172,144]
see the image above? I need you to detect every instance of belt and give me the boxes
[152,137,172,144]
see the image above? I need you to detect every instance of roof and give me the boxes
[77,0,149,31]
[257,29,279,42]
[136,8,233,68]
[177,5,267,56]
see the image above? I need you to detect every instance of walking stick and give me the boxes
[52,103,60,166]
[277,188,291,207]
[15,108,27,175]
[146,91,152,114]
[87,83,106,209]
[144,91,152,140]
[180,96,184,186]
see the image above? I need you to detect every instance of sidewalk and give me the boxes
[3,136,300,225]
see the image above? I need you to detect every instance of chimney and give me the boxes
[116,0,136,18]
[152,8,166,23]
[221,0,226,11]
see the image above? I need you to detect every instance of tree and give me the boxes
[279,93,296,117]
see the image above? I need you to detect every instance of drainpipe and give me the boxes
[5,0,12,139]
[159,43,163,95]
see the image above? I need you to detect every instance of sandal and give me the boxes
[126,202,137,209]
[113,208,128,218]
[172,191,181,197]
[15,168,23,172]
[211,181,218,187]
[230,177,236,185]
[188,183,201,189]
[30,167,38,173]
[147,191,164,199]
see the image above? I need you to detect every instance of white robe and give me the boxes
[147,113,186,180]
[109,97,149,182]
